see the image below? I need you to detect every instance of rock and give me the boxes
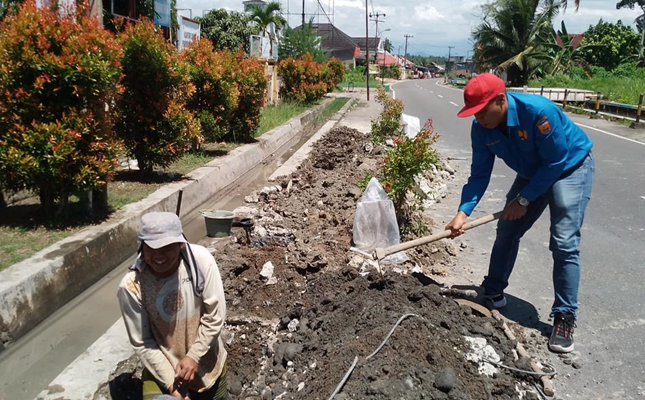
[364,142,374,152]
[287,319,299,332]
[460,242,468,249]
[254,225,268,238]
[274,343,303,366]
[563,358,573,365]
[430,245,439,254]
[403,375,415,390]
[385,139,395,147]
[279,316,291,330]
[297,382,305,391]
[434,368,458,393]
[229,375,243,395]
[260,261,275,282]
[572,360,583,369]
[445,243,457,257]
[440,320,451,330]
[261,388,272,400]
[442,161,456,175]
[470,321,495,337]
[245,192,259,203]
[286,180,293,193]
[333,394,348,400]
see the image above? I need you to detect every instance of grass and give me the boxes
[310,97,350,126]
[339,76,380,89]
[256,101,314,137]
[0,98,350,271]
[529,75,645,105]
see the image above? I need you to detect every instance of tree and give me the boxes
[383,37,393,53]
[247,1,286,58]
[472,0,557,86]
[579,19,641,70]
[278,19,328,62]
[535,21,601,74]
[0,0,23,22]
[0,1,123,217]
[559,0,580,11]
[198,9,255,53]
[616,0,645,61]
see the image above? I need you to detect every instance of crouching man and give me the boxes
[118,212,228,399]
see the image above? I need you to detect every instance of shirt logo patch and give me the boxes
[518,130,528,140]
[536,116,552,135]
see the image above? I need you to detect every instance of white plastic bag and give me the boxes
[401,113,421,139]
[352,177,408,264]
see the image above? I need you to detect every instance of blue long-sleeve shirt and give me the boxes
[458,92,593,216]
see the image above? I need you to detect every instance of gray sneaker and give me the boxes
[548,313,575,353]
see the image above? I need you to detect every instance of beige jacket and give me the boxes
[117,244,227,392]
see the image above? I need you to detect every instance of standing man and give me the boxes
[446,74,594,353]
[118,212,228,399]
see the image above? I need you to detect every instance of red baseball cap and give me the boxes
[457,73,506,118]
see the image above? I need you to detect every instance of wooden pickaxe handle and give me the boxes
[374,211,503,260]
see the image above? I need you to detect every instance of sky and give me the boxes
[176,0,644,57]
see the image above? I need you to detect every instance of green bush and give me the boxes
[370,86,403,144]
[116,18,200,175]
[0,0,122,217]
[228,51,267,142]
[181,38,238,143]
[278,53,328,103]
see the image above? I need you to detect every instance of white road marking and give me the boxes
[438,94,444,98]
[449,101,459,107]
[576,123,645,147]
[392,90,396,99]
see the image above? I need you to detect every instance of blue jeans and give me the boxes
[482,152,595,318]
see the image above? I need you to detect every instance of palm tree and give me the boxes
[247,1,287,59]
[472,0,557,86]
[560,0,580,11]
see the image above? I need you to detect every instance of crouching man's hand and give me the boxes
[170,356,198,399]
[446,211,468,238]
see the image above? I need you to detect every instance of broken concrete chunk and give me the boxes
[287,319,299,332]
[260,261,274,281]
[244,192,259,203]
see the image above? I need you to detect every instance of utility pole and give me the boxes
[398,45,401,56]
[365,0,369,101]
[302,0,305,26]
[370,13,386,84]
[447,45,455,76]
[404,34,412,63]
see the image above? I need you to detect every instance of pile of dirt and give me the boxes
[97,126,541,399]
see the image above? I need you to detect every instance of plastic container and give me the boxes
[200,210,235,238]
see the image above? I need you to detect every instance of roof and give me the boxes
[352,37,381,52]
[374,52,398,66]
[299,23,359,53]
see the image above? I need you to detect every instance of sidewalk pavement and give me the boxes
[35,93,382,400]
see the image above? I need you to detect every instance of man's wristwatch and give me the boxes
[517,195,530,207]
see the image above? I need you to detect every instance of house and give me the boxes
[352,36,382,61]
[304,23,361,67]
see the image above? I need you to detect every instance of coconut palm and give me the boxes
[560,0,581,11]
[472,0,558,86]
[247,1,287,59]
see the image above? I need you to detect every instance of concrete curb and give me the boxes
[33,95,362,400]
[0,97,342,347]
[35,321,132,400]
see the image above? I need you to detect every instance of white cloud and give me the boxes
[413,5,446,22]
[178,0,644,56]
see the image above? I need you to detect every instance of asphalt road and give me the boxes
[393,79,645,399]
